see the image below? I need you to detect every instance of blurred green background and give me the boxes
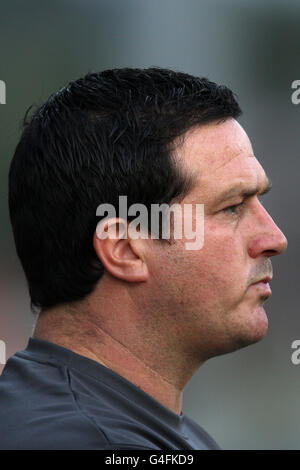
[0,0,299,449]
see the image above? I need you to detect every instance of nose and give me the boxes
[247,203,288,259]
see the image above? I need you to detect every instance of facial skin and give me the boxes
[34,117,288,415]
[143,117,288,362]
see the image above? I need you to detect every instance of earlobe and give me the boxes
[93,218,149,283]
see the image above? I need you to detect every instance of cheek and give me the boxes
[149,224,248,314]
[178,230,247,307]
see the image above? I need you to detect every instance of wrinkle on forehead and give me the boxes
[214,151,255,172]
[184,150,266,206]
[211,153,266,197]
[175,119,260,194]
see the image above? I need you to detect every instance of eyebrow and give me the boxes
[216,176,272,205]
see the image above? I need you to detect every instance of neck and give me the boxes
[33,303,186,415]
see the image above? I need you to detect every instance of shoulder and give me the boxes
[0,353,111,449]
[0,352,158,450]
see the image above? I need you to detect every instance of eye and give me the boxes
[222,201,244,215]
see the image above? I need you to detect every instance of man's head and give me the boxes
[9,67,241,307]
[9,67,287,363]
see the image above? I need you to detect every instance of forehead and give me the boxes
[176,118,267,201]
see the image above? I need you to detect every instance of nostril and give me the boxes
[263,249,279,257]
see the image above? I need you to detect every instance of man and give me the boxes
[1,67,287,450]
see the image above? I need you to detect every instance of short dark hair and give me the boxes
[8,67,242,311]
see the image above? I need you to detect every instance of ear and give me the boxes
[93,218,149,282]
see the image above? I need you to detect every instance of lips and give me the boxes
[254,276,272,284]
[250,277,272,297]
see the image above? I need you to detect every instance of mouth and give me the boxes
[250,277,272,297]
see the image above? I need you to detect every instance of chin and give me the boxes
[234,304,269,350]
[198,303,270,360]
[221,304,269,356]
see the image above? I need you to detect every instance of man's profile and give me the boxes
[0,67,287,449]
